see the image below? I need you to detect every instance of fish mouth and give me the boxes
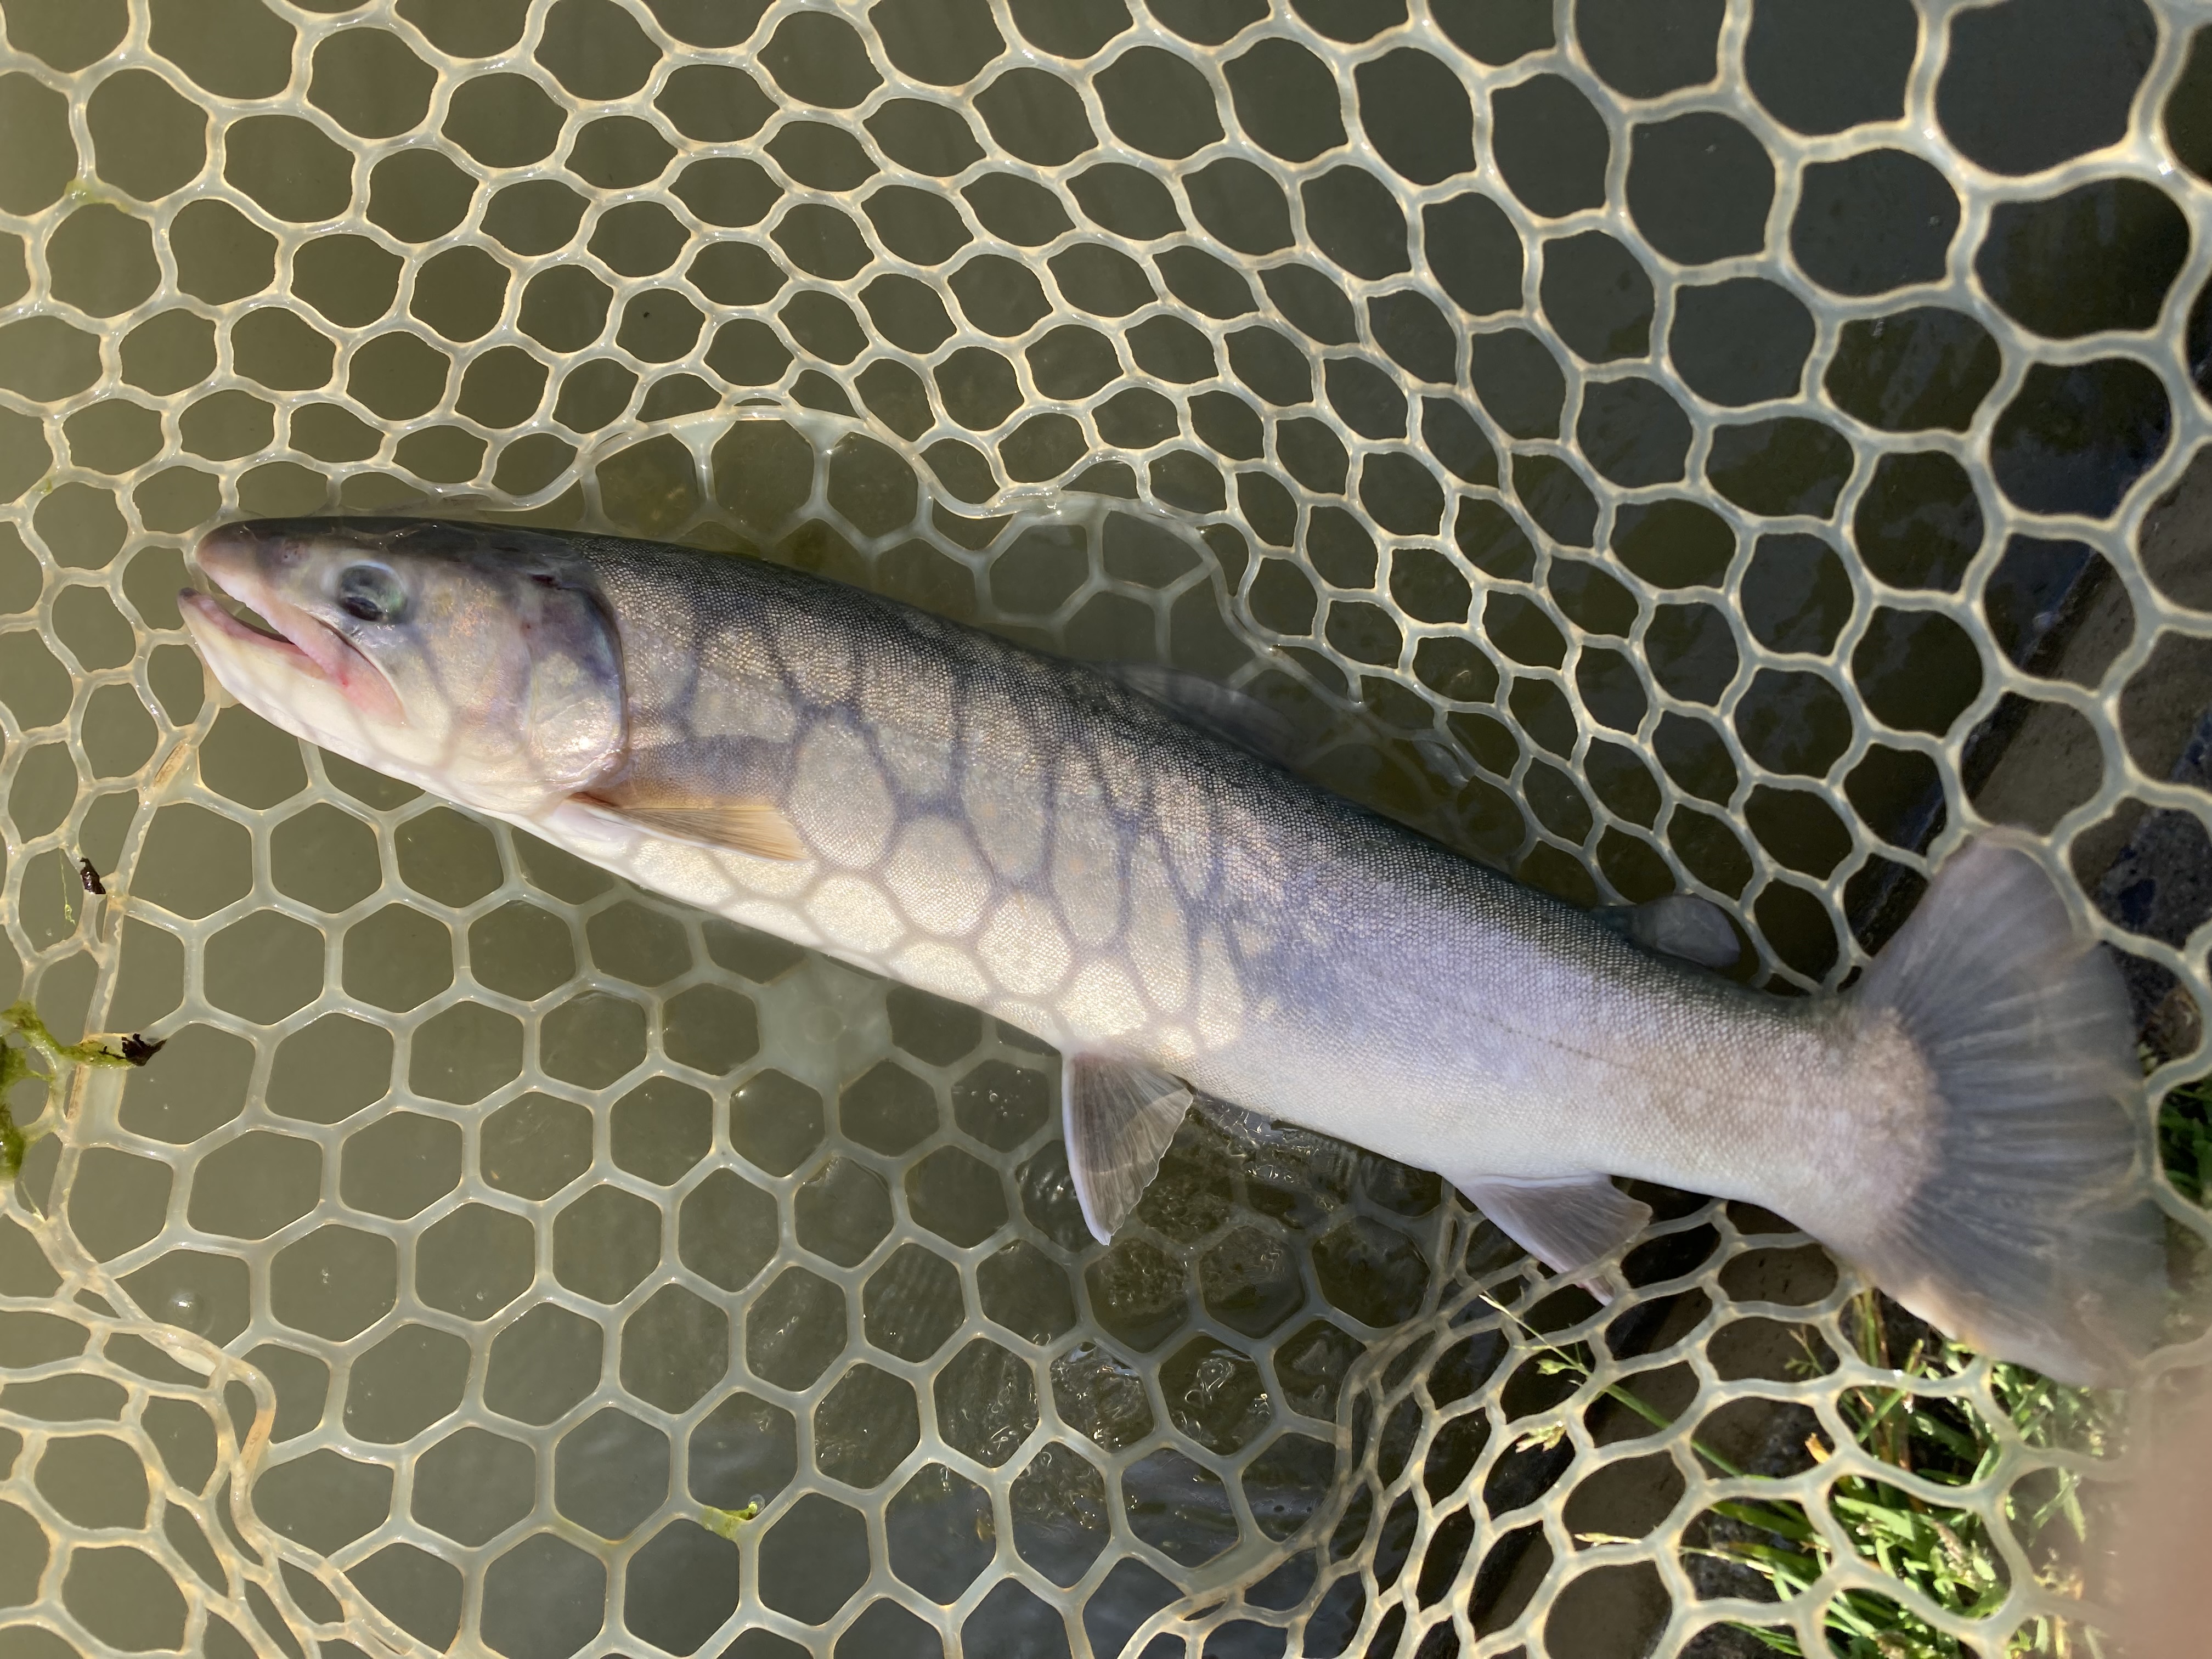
[181,533,404,725]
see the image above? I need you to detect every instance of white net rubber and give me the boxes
[0,1,2208,1656]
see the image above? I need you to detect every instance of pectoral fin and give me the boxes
[571,794,806,861]
[1063,1053,1194,1243]
[1459,1174,1653,1296]
[1596,894,1741,970]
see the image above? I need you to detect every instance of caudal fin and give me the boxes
[1839,837,2164,1384]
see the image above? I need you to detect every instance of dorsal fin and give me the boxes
[1596,894,1741,970]
[1104,664,1299,767]
[1062,1052,1193,1242]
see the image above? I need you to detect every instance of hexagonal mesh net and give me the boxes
[1,0,2209,1655]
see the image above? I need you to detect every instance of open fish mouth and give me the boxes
[180,546,404,725]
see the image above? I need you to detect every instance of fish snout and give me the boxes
[184,523,284,645]
[182,524,408,727]
[193,519,313,598]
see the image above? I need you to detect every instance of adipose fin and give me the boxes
[1596,894,1741,970]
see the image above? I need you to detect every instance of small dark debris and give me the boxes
[117,1034,164,1066]
[76,857,105,895]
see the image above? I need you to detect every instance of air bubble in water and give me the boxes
[164,1286,208,1332]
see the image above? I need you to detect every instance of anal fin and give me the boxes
[1459,1175,1653,1296]
[1064,1053,1193,1243]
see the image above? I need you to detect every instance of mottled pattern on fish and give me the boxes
[545,538,1835,1198]
[181,518,2165,1383]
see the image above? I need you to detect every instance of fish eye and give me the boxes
[335,563,409,625]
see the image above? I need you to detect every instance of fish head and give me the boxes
[182,518,625,815]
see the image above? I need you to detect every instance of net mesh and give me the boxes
[0,0,2207,1655]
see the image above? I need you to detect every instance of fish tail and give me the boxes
[1829,835,2165,1384]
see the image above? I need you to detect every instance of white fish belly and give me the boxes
[528,726,1833,1211]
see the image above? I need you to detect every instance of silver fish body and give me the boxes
[181,518,2165,1383]
[540,540,1835,1200]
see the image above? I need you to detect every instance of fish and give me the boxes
[178,516,2165,1384]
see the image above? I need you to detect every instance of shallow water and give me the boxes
[1,1,2208,1656]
